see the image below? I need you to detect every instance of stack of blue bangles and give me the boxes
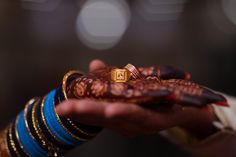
[5,71,102,157]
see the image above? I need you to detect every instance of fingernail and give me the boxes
[184,72,191,80]
[215,101,229,107]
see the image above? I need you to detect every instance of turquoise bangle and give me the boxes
[44,90,81,146]
[17,111,47,157]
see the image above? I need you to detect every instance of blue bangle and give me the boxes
[54,87,101,139]
[43,90,81,146]
[17,111,47,157]
[35,98,73,150]
[11,118,30,157]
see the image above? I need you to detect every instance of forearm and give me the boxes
[0,128,11,157]
[0,72,101,157]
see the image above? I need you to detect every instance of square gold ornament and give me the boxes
[111,69,130,83]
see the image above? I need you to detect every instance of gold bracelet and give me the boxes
[24,98,40,143]
[32,98,61,156]
[62,70,84,100]
[8,124,21,157]
[66,118,97,137]
[53,99,88,142]
[15,114,30,157]
[62,70,100,137]
[26,98,60,156]
[31,99,48,146]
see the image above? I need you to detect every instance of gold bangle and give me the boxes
[26,98,60,156]
[15,114,30,157]
[32,98,47,146]
[66,118,97,137]
[53,99,88,142]
[24,98,40,143]
[32,98,61,156]
[8,124,21,157]
[62,70,84,100]
[61,70,98,137]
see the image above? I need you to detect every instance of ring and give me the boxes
[124,64,142,79]
[111,69,131,83]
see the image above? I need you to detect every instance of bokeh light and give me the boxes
[134,0,186,21]
[21,0,61,11]
[222,0,236,26]
[206,0,236,35]
[76,0,131,50]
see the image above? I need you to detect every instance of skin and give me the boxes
[56,59,218,138]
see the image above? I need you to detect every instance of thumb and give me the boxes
[89,59,106,72]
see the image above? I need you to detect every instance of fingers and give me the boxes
[157,65,191,80]
[56,99,149,126]
[103,103,160,136]
[55,99,188,136]
[89,59,106,72]
[102,103,184,136]
[138,66,190,80]
[56,99,109,125]
[104,103,189,132]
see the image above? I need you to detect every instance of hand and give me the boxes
[56,59,218,138]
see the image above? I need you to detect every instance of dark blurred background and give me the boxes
[0,0,236,156]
